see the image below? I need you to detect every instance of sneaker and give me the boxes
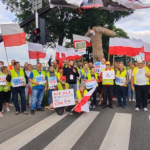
[93,105,96,109]
[135,107,140,111]
[6,107,10,112]
[132,99,136,102]
[65,110,73,115]
[22,111,28,115]
[129,99,132,102]
[98,102,101,106]
[89,105,93,109]
[143,108,148,112]
[31,110,35,115]
[0,113,3,117]
[15,111,20,115]
[37,108,44,111]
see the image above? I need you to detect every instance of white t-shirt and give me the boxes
[132,68,148,85]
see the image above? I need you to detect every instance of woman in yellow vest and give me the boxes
[1,66,11,113]
[81,63,90,83]
[76,84,89,113]
[87,67,98,109]
[116,63,127,108]
[56,67,64,81]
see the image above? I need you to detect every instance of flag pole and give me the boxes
[4,47,9,66]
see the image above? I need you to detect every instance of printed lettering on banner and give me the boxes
[48,76,57,89]
[115,77,126,86]
[52,89,75,108]
[75,41,86,55]
[85,79,97,89]
[94,62,101,74]
[100,64,106,72]
[12,77,25,87]
[35,75,46,85]
[103,71,115,79]
[0,75,6,85]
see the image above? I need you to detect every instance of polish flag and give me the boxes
[55,45,82,61]
[144,42,150,62]
[109,38,143,57]
[0,23,26,47]
[28,42,46,59]
[74,86,97,113]
[73,34,92,47]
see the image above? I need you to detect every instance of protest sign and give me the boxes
[100,64,106,70]
[115,77,126,86]
[12,77,25,87]
[94,62,101,74]
[0,75,6,85]
[48,76,57,89]
[52,89,75,108]
[35,75,46,85]
[103,71,115,79]
[85,79,97,89]
[75,41,86,55]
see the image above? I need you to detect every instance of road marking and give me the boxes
[99,113,132,150]
[0,113,67,150]
[44,111,99,150]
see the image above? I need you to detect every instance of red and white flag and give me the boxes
[109,38,143,57]
[144,42,150,62]
[74,85,97,113]
[73,34,92,47]
[28,42,46,59]
[56,45,82,61]
[0,23,26,47]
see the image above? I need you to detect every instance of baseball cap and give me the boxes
[60,76,66,80]
[137,60,143,63]
[106,61,110,65]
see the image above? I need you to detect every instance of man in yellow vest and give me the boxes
[29,63,47,115]
[101,61,115,109]
[6,62,28,115]
[51,76,74,116]
[48,55,58,73]
[131,60,150,112]
[116,63,127,108]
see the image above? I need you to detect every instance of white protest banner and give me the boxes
[48,76,57,89]
[75,41,86,55]
[0,75,6,85]
[12,77,25,87]
[52,89,75,108]
[103,71,115,79]
[94,62,101,74]
[35,75,46,85]
[85,79,97,89]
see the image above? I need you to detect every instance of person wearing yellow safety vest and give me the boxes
[50,76,74,116]
[48,55,58,73]
[116,63,127,108]
[100,61,115,109]
[6,62,28,115]
[46,66,57,107]
[81,63,90,83]
[87,67,98,109]
[56,67,64,81]
[76,84,89,113]
[1,66,11,114]
[131,60,150,112]
[29,63,47,115]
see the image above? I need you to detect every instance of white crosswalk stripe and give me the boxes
[0,113,67,150]
[0,112,139,150]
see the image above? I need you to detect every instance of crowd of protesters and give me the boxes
[0,55,150,117]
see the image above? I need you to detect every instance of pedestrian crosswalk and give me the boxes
[0,111,150,150]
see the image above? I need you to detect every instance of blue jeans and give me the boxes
[31,89,44,110]
[117,86,127,106]
[69,83,77,99]
[12,87,26,112]
[128,82,135,99]
[48,89,53,106]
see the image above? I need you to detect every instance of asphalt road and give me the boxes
[1,101,150,150]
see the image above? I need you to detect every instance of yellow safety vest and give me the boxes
[102,69,114,85]
[2,73,11,92]
[0,73,4,92]
[76,90,88,100]
[87,73,98,86]
[54,66,58,73]
[10,69,26,87]
[57,82,69,90]
[81,69,90,78]
[31,69,46,87]
[133,67,149,85]
[116,70,127,87]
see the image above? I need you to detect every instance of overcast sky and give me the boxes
[0,0,150,65]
